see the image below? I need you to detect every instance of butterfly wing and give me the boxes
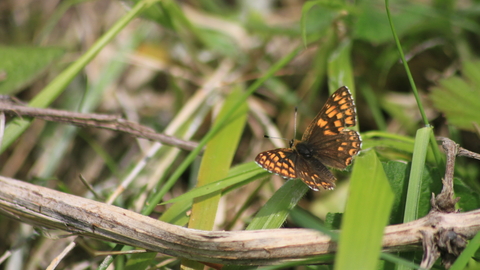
[295,155,336,190]
[255,148,336,190]
[255,148,297,179]
[302,86,361,169]
[302,86,357,140]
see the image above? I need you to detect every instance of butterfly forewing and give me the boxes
[302,87,361,169]
[302,86,357,141]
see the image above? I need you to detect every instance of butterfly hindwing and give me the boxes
[255,148,336,190]
[310,129,362,169]
[295,155,336,190]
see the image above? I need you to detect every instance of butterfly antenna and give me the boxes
[293,107,298,141]
[263,107,298,148]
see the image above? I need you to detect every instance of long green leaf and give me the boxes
[328,39,355,95]
[335,150,394,270]
[187,88,248,229]
[403,127,432,222]
[385,0,428,126]
[161,162,265,205]
[449,231,480,270]
[0,46,65,94]
[247,179,309,230]
[182,88,248,269]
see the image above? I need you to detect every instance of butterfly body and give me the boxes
[255,86,362,191]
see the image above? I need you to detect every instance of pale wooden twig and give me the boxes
[1,176,480,266]
[0,99,199,152]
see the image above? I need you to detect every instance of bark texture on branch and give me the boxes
[1,176,479,266]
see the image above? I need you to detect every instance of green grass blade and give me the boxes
[182,89,248,270]
[328,39,355,94]
[397,127,432,270]
[335,150,394,270]
[0,46,65,95]
[247,179,309,230]
[403,127,432,222]
[187,88,248,230]
[361,84,387,131]
[161,162,264,205]
[385,0,428,126]
[380,253,422,269]
[449,231,480,270]
[290,206,338,240]
[159,198,192,225]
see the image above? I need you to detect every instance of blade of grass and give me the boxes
[449,231,480,270]
[246,179,309,230]
[385,0,427,127]
[161,162,265,205]
[385,0,444,175]
[257,255,335,270]
[182,88,248,269]
[159,163,268,227]
[290,206,338,240]
[361,131,437,165]
[403,127,432,222]
[397,127,432,270]
[361,84,387,131]
[0,46,65,94]
[335,150,394,270]
[328,39,355,95]
[0,0,157,153]
[380,253,422,269]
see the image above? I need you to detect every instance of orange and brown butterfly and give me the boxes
[255,86,362,191]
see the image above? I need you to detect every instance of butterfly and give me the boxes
[255,86,362,191]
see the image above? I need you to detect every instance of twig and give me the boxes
[0,99,200,152]
[46,241,76,270]
[1,175,480,266]
[431,137,460,213]
[420,137,479,269]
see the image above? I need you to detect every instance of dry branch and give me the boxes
[1,176,480,266]
[0,98,199,152]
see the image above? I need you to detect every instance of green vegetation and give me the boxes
[1,0,480,269]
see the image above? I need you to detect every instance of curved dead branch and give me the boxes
[0,176,479,266]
